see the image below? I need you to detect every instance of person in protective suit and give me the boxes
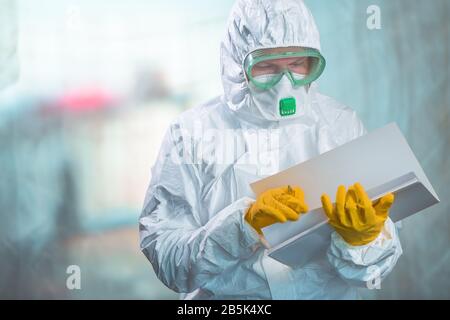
[139,0,402,299]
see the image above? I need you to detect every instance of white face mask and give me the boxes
[248,73,311,121]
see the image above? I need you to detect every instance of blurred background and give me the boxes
[0,0,448,299]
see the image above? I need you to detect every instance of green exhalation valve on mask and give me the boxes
[279,97,296,117]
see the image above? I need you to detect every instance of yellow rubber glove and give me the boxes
[320,182,395,246]
[246,185,309,235]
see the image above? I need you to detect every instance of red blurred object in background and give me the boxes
[56,87,119,112]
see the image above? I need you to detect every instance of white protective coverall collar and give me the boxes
[139,0,402,299]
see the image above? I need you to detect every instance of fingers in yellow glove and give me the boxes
[321,182,395,246]
[320,193,334,220]
[245,203,288,229]
[276,186,309,213]
[262,199,299,221]
[353,182,376,226]
[246,185,309,234]
[344,186,358,226]
[335,185,349,226]
[373,193,395,218]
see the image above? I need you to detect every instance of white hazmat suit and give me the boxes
[139,0,402,299]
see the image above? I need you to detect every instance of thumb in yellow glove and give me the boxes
[320,182,395,246]
[246,185,309,235]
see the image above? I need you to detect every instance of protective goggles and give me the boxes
[243,47,326,90]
